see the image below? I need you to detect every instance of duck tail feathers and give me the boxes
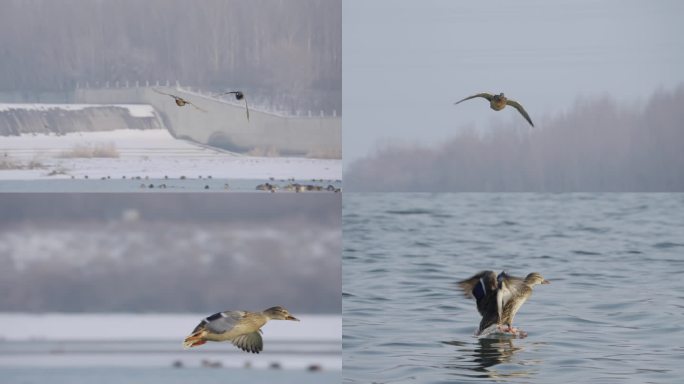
[183,331,206,349]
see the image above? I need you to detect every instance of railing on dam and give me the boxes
[75,80,339,120]
[73,82,341,159]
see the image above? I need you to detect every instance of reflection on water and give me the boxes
[444,337,530,380]
[343,194,684,384]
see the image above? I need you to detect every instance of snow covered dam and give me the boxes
[0,104,164,135]
[74,87,341,158]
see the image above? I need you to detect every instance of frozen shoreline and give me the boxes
[0,313,340,342]
[0,129,341,181]
[0,314,341,371]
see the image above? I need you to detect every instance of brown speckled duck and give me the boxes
[454,92,534,127]
[458,271,549,336]
[153,88,207,112]
[183,306,299,353]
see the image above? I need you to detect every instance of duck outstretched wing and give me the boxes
[185,100,207,113]
[454,93,494,105]
[505,99,534,127]
[458,270,498,317]
[231,331,263,353]
[152,88,173,97]
[192,310,245,334]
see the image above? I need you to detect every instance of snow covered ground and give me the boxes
[0,129,341,182]
[0,103,156,118]
[0,313,340,342]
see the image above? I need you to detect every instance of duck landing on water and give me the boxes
[458,271,549,337]
[454,92,534,127]
[183,306,299,353]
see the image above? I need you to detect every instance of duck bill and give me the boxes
[542,280,550,284]
[286,315,300,321]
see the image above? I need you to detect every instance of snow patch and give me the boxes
[0,103,156,118]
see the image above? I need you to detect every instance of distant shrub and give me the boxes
[306,148,341,159]
[248,146,280,157]
[59,143,120,158]
[0,155,44,170]
[46,167,69,176]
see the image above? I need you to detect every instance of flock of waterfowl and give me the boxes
[256,182,340,193]
[152,87,250,121]
[458,270,549,337]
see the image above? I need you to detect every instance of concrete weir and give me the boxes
[0,104,163,135]
[75,87,341,158]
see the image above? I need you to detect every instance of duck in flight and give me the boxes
[454,93,534,127]
[182,306,299,353]
[458,271,549,337]
[218,91,250,121]
[152,88,206,112]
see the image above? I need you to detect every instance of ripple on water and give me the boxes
[653,241,684,249]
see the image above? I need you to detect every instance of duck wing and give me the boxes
[454,93,494,105]
[185,100,207,113]
[152,88,174,98]
[231,331,263,353]
[458,270,498,317]
[193,310,246,334]
[505,99,534,127]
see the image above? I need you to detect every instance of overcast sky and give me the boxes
[343,0,684,167]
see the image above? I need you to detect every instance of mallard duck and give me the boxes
[458,271,549,336]
[454,92,534,127]
[218,91,250,121]
[183,306,299,352]
[152,88,206,112]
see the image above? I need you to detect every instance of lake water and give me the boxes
[343,194,684,384]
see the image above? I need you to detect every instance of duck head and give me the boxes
[264,306,300,321]
[525,272,550,286]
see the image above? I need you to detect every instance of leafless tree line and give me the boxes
[346,85,684,191]
[0,221,340,313]
[0,0,341,110]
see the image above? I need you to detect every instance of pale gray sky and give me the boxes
[343,0,684,167]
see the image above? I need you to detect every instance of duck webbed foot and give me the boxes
[497,324,528,338]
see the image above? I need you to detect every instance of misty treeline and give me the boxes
[0,0,341,110]
[0,193,340,226]
[346,85,684,192]
[0,220,340,313]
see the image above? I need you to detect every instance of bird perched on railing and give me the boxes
[454,92,534,127]
[458,271,549,337]
[152,88,206,112]
[217,90,250,121]
[182,306,299,353]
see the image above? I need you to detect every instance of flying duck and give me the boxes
[454,92,534,127]
[458,271,549,336]
[218,91,250,121]
[183,306,299,352]
[152,88,206,112]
